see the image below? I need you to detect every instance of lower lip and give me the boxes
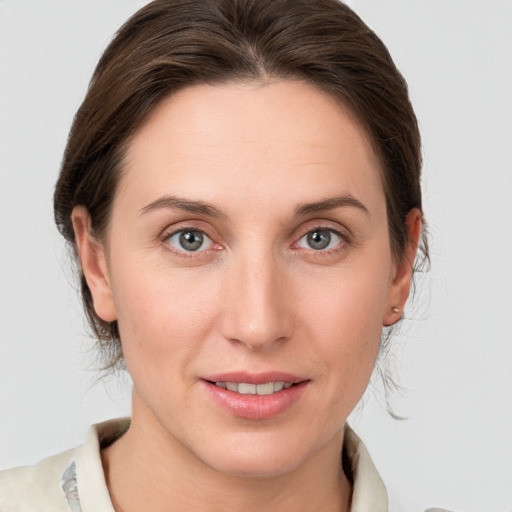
[203,380,309,420]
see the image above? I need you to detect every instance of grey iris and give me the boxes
[307,230,331,250]
[180,230,203,251]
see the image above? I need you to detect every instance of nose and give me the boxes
[220,252,293,351]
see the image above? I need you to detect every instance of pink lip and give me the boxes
[201,372,309,420]
[203,371,305,385]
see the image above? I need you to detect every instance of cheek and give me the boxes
[110,262,220,374]
[300,262,390,387]
[304,265,389,341]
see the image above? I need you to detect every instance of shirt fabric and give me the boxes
[0,418,449,512]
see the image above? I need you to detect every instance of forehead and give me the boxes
[119,80,384,212]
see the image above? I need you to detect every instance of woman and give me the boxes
[0,0,449,510]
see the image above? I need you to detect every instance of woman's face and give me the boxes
[75,81,418,477]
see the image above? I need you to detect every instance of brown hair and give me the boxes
[54,0,427,371]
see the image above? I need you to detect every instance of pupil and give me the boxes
[308,230,330,250]
[180,230,203,251]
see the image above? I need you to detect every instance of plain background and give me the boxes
[0,1,511,511]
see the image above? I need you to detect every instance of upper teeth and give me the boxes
[215,382,293,395]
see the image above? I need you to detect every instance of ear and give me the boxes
[382,208,422,326]
[71,206,117,322]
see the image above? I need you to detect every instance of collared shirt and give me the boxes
[0,418,449,512]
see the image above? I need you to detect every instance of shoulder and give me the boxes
[344,426,457,512]
[0,448,75,511]
[0,418,128,512]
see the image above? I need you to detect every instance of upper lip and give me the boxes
[202,371,307,385]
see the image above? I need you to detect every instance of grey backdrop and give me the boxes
[1,1,511,511]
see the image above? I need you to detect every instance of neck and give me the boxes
[101,399,352,512]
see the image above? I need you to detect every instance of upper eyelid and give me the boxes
[160,222,216,240]
[300,225,343,236]
[295,221,350,239]
[299,226,343,238]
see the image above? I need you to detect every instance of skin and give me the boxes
[72,80,421,512]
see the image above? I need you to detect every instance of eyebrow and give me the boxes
[295,194,369,216]
[139,193,369,218]
[139,195,226,218]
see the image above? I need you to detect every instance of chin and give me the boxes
[205,450,302,479]
[193,430,325,479]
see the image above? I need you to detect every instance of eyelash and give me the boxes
[160,224,351,259]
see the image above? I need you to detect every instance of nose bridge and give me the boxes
[221,245,291,350]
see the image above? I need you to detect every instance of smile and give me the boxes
[214,381,294,395]
[204,375,309,420]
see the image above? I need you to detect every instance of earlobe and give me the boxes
[71,206,117,322]
[383,208,422,326]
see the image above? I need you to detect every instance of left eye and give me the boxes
[165,229,213,252]
[297,229,343,251]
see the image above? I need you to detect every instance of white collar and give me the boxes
[73,418,388,512]
[343,425,388,512]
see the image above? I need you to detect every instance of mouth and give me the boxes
[202,373,309,420]
[210,381,295,395]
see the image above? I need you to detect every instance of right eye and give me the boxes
[296,228,344,252]
[165,229,214,253]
